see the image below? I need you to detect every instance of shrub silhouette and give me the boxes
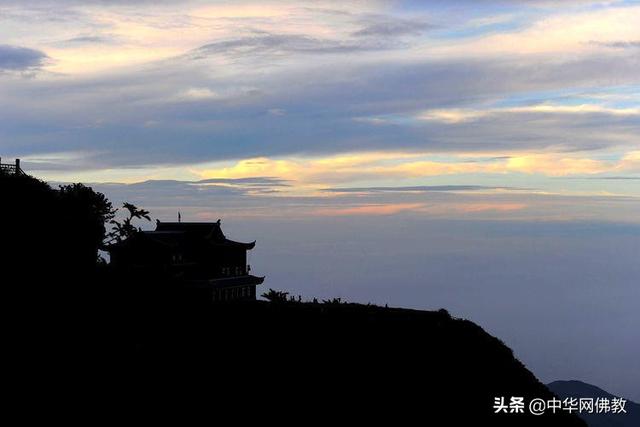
[261,288,289,303]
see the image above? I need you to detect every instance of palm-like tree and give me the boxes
[105,202,151,244]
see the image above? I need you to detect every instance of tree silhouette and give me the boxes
[106,202,151,243]
[58,183,115,263]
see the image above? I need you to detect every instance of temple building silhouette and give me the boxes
[107,220,264,301]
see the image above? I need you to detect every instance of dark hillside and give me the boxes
[1,169,585,424]
[126,293,586,425]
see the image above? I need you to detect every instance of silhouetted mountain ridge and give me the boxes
[548,380,639,427]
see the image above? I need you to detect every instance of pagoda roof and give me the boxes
[156,221,224,237]
[106,220,256,251]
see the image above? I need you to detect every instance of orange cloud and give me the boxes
[196,152,426,188]
[312,202,527,217]
[410,202,527,216]
[314,203,425,216]
[454,203,527,213]
[418,104,640,124]
[504,154,612,176]
[616,151,640,172]
[194,149,635,187]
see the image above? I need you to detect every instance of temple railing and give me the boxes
[0,158,24,175]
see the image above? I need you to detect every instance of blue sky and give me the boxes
[2,0,639,399]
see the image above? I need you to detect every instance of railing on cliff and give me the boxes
[0,158,24,175]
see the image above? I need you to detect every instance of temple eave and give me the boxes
[215,239,256,250]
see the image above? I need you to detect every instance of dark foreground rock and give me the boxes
[122,296,586,425]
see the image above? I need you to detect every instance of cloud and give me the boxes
[322,185,523,194]
[196,177,290,186]
[1,0,639,180]
[1,0,194,5]
[58,34,119,45]
[616,151,640,172]
[85,177,291,208]
[564,176,640,180]
[191,150,637,188]
[418,104,640,124]
[270,196,522,219]
[352,17,432,37]
[314,202,426,216]
[591,40,640,49]
[449,203,526,213]
[428,5,640,56]
[0,44,47,71]
[5,48,638,172]
[195,153,429,185]
[85,174,639,223]
[190,31,399,60]
[175,87,222,101]
[504,154,612,176]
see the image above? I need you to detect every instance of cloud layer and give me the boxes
[0,44,47,71]
[0,0,639,199]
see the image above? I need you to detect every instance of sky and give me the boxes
[1,0,639,399]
